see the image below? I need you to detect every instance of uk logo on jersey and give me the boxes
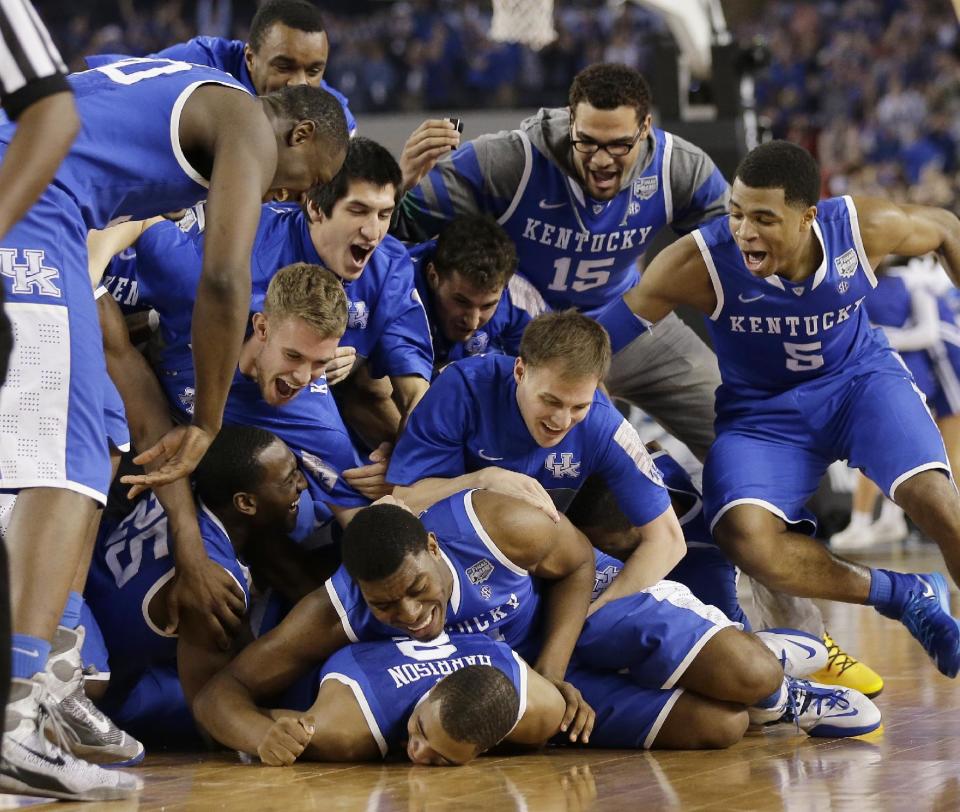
[634,176,659,201]
[348,300,369,330]
[0,249,62,297]
[300,451,339,491]
[545,452,580,478]
[592,563,620,601]
[465,331,489,354]
[466,558,494,585]
[834,248,859,278]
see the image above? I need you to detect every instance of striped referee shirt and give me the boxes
[0,0,67,120]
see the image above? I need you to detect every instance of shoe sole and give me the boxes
[806,716,883,738]
[70,742,146,768]
[0,771,141,802]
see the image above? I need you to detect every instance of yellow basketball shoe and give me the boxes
[808,631,884,698]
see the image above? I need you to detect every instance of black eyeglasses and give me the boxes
[570,129,642,157]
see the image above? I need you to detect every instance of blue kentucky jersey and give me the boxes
[100,247,150,316]
[245,208,433,380]
[326,489,541,658]
[305,634,525,756]
[409,239,548,373]
[698,195,890,399]
[161,366,367,512]
[84,493,250,683]
[88,36,357,135]
[498,128,718,315]
[867,272,934,380]
[0,59,248,230]
[388,355,669,526]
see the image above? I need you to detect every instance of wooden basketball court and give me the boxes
[2,542,958,811]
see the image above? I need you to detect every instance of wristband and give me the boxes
[595,297,651,353]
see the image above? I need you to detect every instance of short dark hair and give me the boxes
[433,666,520,753]
[193,425,279,509]
[433,215,517,292]
[340,504,430,582]
[266,85,349,155]
[569,63,652,121]
[249,0,325,53]
[735,140,821,209]
[305,137,402,217]
[520,310,611,380]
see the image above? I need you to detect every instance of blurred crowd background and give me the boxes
[34,0,960,207]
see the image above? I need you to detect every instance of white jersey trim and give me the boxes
[889,462,951,500]
[325,578,360,643]
[319,672,389,757]
[142,569,177,638]
[496,130,533,226]
[842,195,877,288]
[708,497,812,534]
[692,229,724,320]
[661,132,674,224]
[438,548,463,613]
[463,490,528,577]
[170,79,249,190]
[643,688,683,749]
[507,274,549,318]
[809,220,828,291]
[507,654,530,736]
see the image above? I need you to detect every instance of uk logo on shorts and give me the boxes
[545,452,580,478]
[0,249,62,297]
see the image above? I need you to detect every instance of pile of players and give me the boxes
[3,0,960,803]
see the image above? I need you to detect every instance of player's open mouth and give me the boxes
[288,498,299,514]
[407,607,438,636]
[541,422,566,438]
[349,244,374,266]
[742,250,767,273]
[588,169,618,191]
[275,378,302,400]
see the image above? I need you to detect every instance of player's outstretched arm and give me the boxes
[132,88,277,487]
[855,196,960,287]
[471,490,596,743]
[193,587,350,757]
[598,233,717,353]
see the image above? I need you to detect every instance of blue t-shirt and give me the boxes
[326,489,542,660]
[87,37,357,135]
[409,239,548,373]
[388,355,670,525]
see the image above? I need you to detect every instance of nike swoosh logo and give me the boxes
[539,199,566,210]
[824,709,861,718]
[920,578,936,599]
[12,646,40,657]
[75,700,114,734]
[13,739,66,767]
[738,293,764,303]
[784,639,819,659]
[478,449,504,461]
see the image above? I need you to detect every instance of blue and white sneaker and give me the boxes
[782,678,881,738]
[898,572,960,678]
[756,629,828,677]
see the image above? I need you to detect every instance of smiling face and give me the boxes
[307,180,397,281]
[247,313,340,406]
[728,179,818,280]
[570,103,649,201]
[246,440,307,533]
[357,540,452,640]
[245,23,329,95]
[405,694,481,767]
[514,358,599,448]
[427,265,504,343]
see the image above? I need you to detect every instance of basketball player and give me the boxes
[195,495,880,760]
[600,139,960,677]
[262,633,560,766]
[0,58,346,801]
[409,214,548,374]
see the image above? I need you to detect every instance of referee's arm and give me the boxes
[0,0,78,238]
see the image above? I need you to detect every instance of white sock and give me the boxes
[748,678,789,726]
[847,511,872,530]
[878,500,904,524]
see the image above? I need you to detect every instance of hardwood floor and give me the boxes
[2,542,957,811]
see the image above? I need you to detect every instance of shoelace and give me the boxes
[823,633,859,676]
[35,695,76,763]
[785,680,850,732]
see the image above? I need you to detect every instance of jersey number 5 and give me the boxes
[784,341,825,372]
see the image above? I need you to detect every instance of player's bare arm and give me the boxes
[471,490,596,742]
[193,586,349,755]
[99,294,247,648]
[390,374,430,430]
[854,196,960,286]
[587,506,686,615]
[130,86,278,487]
[623,232,718,322]
[505,663,567,747]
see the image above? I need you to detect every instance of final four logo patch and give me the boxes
[634,176,659,200]
[467,559,494,585]
[834,248,859,278]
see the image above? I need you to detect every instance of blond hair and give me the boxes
[263,262,347,337]
[519,310,611,380]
